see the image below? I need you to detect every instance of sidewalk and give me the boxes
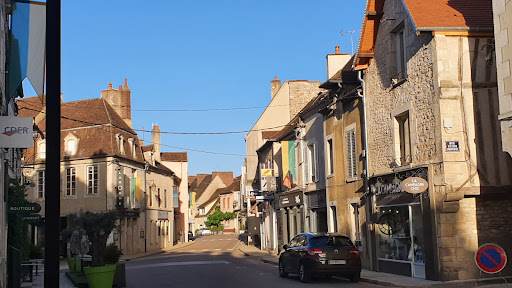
[22,240,196,287]
[237,242,511,288]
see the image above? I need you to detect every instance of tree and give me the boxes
[7,178,30,258]
[205,206,237,228]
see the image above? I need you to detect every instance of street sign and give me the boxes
[22,214,41,222]
[475,243,507,274]
[446,141,460,152]
[9,203,41,214]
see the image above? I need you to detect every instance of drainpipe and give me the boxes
[357,70,375,270]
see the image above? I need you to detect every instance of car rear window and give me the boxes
[309,236,353,248]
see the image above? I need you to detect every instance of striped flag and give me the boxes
[8,1,46,101]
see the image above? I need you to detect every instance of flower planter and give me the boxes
[66,257,82,273]
[83,264,116,288]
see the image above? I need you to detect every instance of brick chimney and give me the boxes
[270,76,282,100]
[151,124,161,163]
[326,46,352,80]
[101,79,132,128]
[120,79,132,128]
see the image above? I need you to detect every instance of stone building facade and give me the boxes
[493,0,512,156]
[355,0,512,281]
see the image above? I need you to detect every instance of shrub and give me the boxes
[103,243,123,264]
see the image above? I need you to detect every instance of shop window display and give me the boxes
[377,205,424,264]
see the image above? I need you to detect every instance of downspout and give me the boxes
[357,70,375,270]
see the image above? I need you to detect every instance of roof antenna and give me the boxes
[340,29,359,55]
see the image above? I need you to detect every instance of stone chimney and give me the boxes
[270,76,282,100]
[101,79,132,128]
[120,79,132,128]
[326,46,352,80]
[151,124,161,163]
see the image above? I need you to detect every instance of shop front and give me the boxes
[306,189,327,233]
[369,167,434,279]
[279,190,305,245]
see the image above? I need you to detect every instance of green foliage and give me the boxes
[205,206,237,228]
[66,210,118,267]
[7,178,30,258]
[103,243,123,264]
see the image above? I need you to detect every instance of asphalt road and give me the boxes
[124,234,383,288]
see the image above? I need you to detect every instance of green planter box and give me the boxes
[66,257,82,273]
[83,264,116,288]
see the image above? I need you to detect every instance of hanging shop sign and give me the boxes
[22,214,42,222]
[475,243,507,274]
[401,177,428,194]
[261,169,272,177]
[279,191,303,208]
[0,117,34,148]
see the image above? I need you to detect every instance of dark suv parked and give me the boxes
[278,233,361,283]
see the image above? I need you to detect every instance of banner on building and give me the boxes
[0,116,33,148]
[131,177,142,209]
[281,141,296,190]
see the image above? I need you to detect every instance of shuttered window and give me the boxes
[307,143,318,183]
[346,128,357,180]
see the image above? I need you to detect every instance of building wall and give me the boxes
[365,0,512,280]
[493,0,512,156]
[162,160,189,242]
[324,96,367,265]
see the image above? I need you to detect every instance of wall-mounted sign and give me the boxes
[0,117,34,148]
[446,141,460,152]
[9,203,41,214]
[22,214,41,222]
[401,177,428,194]
[261,169,272,177]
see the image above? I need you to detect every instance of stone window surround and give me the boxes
[116,133,125,155]
[390,21,408,85]
[306,140,319,183]
[86,165,99,197]
[390,102,416,167]
[64,167,77,198]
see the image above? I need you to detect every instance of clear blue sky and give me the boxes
[25,0,366,175]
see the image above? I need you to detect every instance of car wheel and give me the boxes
[278,260,288,278]
[350,272,361,283]
[299,262,311,283]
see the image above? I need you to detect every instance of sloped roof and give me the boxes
[262,131,281,140]
[18,97,143,162]
[219,176,241,195]
[161,152,188,162]
[354,0,494,69]
[404,0,493,30]
[194,174,213,199]
[142,144,155,152]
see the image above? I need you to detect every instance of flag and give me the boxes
[8,1,46,101]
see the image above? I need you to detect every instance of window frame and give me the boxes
[87,165,99,195]
[326,136,334,176]
[37,170,45,198]
[307,143,318,183]
[65,167,77,197]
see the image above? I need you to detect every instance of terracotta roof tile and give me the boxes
[404,0,493,30]
[142,144,155,152]
[161,152,188,162]
[261,131,280,140]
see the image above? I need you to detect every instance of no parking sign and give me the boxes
[475,243,507,274]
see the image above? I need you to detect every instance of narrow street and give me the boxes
[124,234,382,288]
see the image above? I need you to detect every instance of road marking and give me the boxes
[214,249,221,251]
[189,250,196,252]
[202,249,209,251]
[227,249,234,251]
[126,260,230,270]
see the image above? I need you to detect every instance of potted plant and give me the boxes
[67,210,118,288]
[104,243,126,287]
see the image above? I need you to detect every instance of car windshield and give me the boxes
[309,236,353,248]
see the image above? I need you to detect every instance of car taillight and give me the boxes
[307,248,323,257]
[350,247,360,258]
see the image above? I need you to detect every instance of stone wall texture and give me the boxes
[493,0,512,156]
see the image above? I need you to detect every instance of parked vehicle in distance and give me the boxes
[278,233,361,283]
[188,231,194,240]
[197,228,212,236]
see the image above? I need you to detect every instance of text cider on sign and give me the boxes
[401,177,428,194]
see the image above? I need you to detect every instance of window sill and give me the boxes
[346,177,359,183]
[63,195,77,199]
[392,163,413,172]
[85,193,100,198]
[327,174,334,179]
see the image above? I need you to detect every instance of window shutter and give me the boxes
[346,129,357,179]
[304,145,309,183]
[314,143,319,182]
[351,130,357,178]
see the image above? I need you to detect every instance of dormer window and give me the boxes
[64,134,78,156]
[116,133,125,154]
[37,140,46,159]
[128,138,136,157]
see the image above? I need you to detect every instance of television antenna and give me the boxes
[340,29,359,55]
